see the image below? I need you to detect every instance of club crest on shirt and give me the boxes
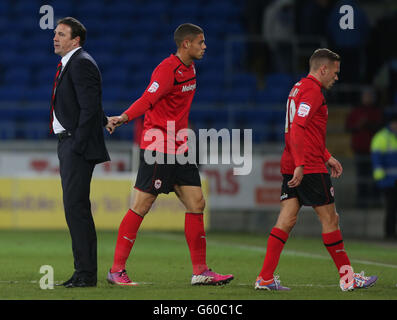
[297,102,311,117]
[154,179,162,189]
[148,81,159,93]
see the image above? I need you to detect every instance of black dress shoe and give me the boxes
[56,274,76,287]
[64,278,97,288]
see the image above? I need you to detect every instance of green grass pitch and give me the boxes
[0,229,396,300]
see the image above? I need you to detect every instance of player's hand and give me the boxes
[110,113,128,127]
[105,121,115,134]
[326,156,343,178]
[106,116,119,134]
[288,165,304,188]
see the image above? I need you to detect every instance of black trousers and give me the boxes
[384,184,397,238]
[58,136,97,280]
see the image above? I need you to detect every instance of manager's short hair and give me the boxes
[57,17,87,46]
[309,48,340,71]
[174,23,203,47]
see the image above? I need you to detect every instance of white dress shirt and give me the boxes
[52,47,82,134]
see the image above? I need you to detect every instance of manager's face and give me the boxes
[53,23,80,57]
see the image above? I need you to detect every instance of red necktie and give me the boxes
[49,61,63,133]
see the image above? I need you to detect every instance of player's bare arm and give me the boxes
[287,165,304,188]
[326,156,343,178]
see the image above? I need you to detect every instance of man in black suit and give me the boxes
[51,17,113,287]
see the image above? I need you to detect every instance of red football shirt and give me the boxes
[124,54,196,154]
[281,75,331,175]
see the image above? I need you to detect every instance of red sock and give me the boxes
[259,227,289,281]
[111,209,143,273]
[185,212,208,275]
[322,229,351,278]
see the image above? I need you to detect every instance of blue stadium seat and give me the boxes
[201,1,235,18]
[104,2,135,18]
[103,67,129,85]
[35,67,56,84]
[271,109,286,124]
[24,85,52,102]
[148,37,174,55]
[12,17,37,33]
[255,88,288,104]
[0,108,18,121]
[0,50,22,66]
[21,121,50,140]
[49,1,74,16]
[20,107,49,121]
[231,73,258,89]
[76,1,106,18]
[0,85,25,101]
[4,67,31,85]
[0,121,17,140]
[250,124,273,143]
[198,71,225,89]
[0,32,20,50]
[0,1,10,13]
[233,109,274,126]
[268,122,286,143]
[12,1,41,15]
[265,73,294,90]
[102,86,124,101]
[24,50,50,66]
[222,85,256,105]
[200,36,223,55]
[94,52,115,68]
[193,87,220,104]
[200,20,227,37]
[116,123,134,140]
[170,3,200,20]
[27,33,53,50]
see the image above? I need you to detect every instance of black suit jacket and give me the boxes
[54,48,110,164]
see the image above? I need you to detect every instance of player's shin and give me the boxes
[111,209,143,273]
[322,229,351,278]
[259,227,289,280]
[185,212,208,275]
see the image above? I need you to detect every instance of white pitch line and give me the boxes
[237,283,338,288]
[152,232,397,269]
[0,280,154,285]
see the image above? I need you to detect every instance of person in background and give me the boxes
[345,88,383,208]
[371,113,397,239]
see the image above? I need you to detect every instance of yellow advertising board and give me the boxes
[0,176,209,230]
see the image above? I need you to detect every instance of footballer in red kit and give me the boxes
[124,53,197,154]
[105,23,234,287]
[255,49,378,292]
[282,75,331,175]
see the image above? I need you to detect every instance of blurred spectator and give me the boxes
[243,0,273,78]
[326,0,370,83]
[262,0,295,73]
[296,0,334,37]
[345,88,383,208]
[366,12,397,86]
[371,113,397,239]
